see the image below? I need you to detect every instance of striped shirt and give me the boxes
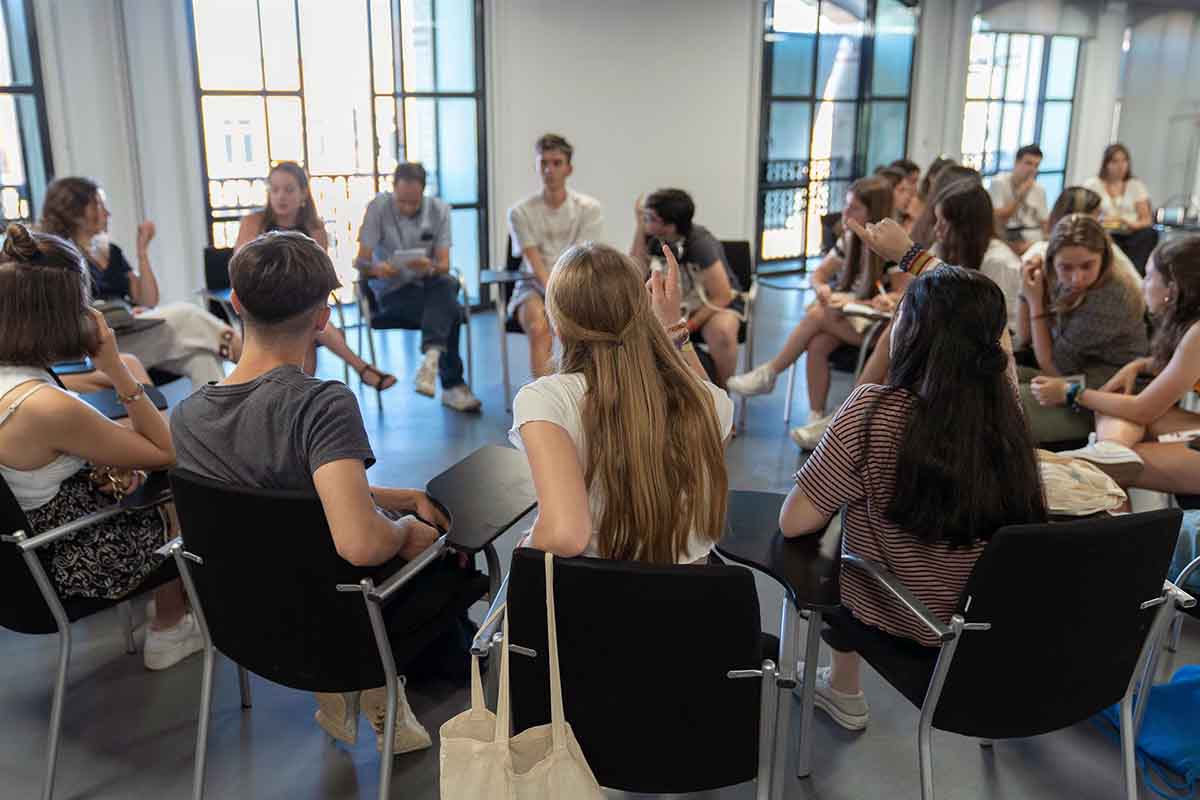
[795,384,987,647]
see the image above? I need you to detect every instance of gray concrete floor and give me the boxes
[2,286,1196,799]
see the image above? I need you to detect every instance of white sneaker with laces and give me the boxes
[143,613,204,671]
[414,349,440,397]
[441,384,482,413]
[725,363,778,396]
[793,662,870,731]
[1057,433,1144,485]
[789,413,831,451]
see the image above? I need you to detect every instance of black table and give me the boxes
[717,489,841,786]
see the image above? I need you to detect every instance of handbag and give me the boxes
[439,551,603,799]
[1098,665,1200,799]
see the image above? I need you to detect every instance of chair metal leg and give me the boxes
[495,292,511,412]
[795,609,821,779]
[770,602,799,797]
[335,300,350,386]
[172,547,215,800]
[917,616,966,800]
[119,600,137,654]
[15,547,72,800]
[754,660,779,800]
[784,364,796,423]
[739,298,756,432]
[462,287,474,388]
[362,590,399,800]
[238,666,252,709]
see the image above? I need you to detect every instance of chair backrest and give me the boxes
[169,468,395,692]
[203,247,234,321]
[0,475,63,634]
[932,509,1182,738]
[506,548,765,793]
[719,239,753,291]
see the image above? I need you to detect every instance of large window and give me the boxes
[758,0,917,265]
[960,25,1080,207]
[0,0,51,226]
[189,0,487,299]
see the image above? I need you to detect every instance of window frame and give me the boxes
[755,0,918,269]
[0,0,53,227]
[960,29,1081,205]
[186,0,489,302]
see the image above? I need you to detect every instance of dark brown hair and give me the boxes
[875,165,905,188]
[890,158,920,177]
[0,223,96,366]
[911,165,981,246]
[838,176,894,299]
[229,231,340,330]
[262,162,322,236]
[1049,186,1101,230]
[1044,214,1114,317]
[535,133,574,163]
[935,181,995,272]
[1099,143,1134,181]
[39,177,100,242]
[1149,235,1200,372]
[918,156,956,202]
[393,162,427,187]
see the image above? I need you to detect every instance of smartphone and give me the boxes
[1159,428,1200,444]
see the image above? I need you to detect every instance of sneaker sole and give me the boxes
[414,384,436,398]
[727,383,774,397]
[315,710,359,746]
[442,401,482,413]
[813,692,870,731]
[789,431,822,451]
[143,642,204,671]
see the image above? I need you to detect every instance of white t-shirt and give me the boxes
[988,172,1048,242]
[1083,177,1150,227]
[507,190,604,275]
[508,371,734,564]
[980,237,1024,331]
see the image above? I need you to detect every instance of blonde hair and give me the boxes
[546,243,729,564]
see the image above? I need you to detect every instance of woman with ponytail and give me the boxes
[779,264,1046,732]
[509,242,732,565]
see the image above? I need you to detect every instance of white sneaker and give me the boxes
[725,363,778,396]
[441,384,482,413]
[793,663,870,731]
[414,349,440,397]
[362,678,433,754]
[144,613,204,671]
[789,414,831,451]
[1057,433,1144,485]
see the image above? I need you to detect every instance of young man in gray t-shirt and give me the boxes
[507,134,604,378]
[171,230,480,755]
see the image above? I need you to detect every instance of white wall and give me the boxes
[907,0,975,166]
[32,0,206,304]
[485,0,761,268]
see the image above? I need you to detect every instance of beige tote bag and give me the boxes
[439,552,603,800]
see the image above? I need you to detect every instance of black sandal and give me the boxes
[358,364,397,391]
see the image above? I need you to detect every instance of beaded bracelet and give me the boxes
[897,242,925,273]
[116,384,145,405]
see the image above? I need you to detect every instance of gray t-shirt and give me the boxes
[988,172,1048,243]
[1051,276,1149,387]
[170,365,375,492]
[646,224,739,316]
[359,192,452,298]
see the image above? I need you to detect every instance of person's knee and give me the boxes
[703,315,739,349]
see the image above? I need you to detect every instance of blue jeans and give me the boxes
[373,273,466,389]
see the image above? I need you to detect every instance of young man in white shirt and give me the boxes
[989,144,1049,255]
[507,134,604,378]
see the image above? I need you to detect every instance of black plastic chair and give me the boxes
[201,247,237,324]
[166,468,501,800]
[0,473,176,800]
[354,269,473,411]
[819,509,1188,800]
[473,548,781,798]
[478,235,528,412]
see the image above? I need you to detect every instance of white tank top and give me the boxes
[0,365,87,512]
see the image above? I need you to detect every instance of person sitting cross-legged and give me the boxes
[170,230,483,753]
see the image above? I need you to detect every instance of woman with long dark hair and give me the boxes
[235,162,396,389]
[932,180,1021,327]
[40,177,240,388]
[726,177,903,448]
[1084,143,1158,272]
[779,264,1046,730]
[1031,236,1200,491]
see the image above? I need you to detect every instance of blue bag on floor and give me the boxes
[1098,666,1200,799]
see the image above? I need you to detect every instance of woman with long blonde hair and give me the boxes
[509,242,732,565]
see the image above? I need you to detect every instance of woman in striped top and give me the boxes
[779,263,1047,731]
